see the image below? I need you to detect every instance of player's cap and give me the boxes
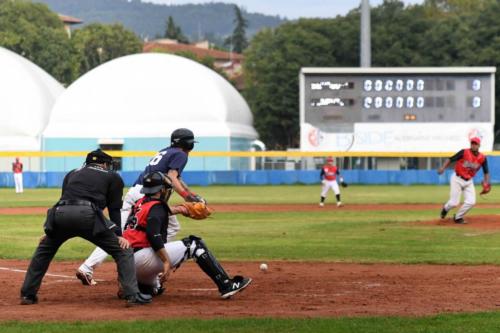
[326,156,334,162]
[85,149,113,164]
[141,172,172,194]
[470,137,481,145]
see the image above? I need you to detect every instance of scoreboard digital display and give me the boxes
[300,67,496,152]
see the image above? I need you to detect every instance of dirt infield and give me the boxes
[2,259,500,321]
[418,214,500,230]
[2,203,500,215]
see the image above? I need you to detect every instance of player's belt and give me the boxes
[133,247,144,253]
[455,173,471,181]
[57,199,95,208]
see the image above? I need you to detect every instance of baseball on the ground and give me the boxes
[259,263,268,271]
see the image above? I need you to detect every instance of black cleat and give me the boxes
[125,292,152,306]
[20,295,38,305]
[220,276,252,299]
[453,215,467,224]
[440,207,448,219]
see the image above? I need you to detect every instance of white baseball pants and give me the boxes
[134,241,192,287]
[444,173,476,219]
[14,173,23,193]
[79,184,181,274]
[321,180,340,197]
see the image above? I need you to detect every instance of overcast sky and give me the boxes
[142,0,424,19]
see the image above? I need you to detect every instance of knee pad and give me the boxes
[181,235,207,260]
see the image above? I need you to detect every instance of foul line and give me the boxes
[0,266,105,281]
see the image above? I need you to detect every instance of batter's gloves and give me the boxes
[180,202,213,220]
[480,182,491,195]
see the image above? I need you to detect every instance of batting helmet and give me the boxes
[85,149,113,165]
[140,172,172,194]
[171,128,197,150]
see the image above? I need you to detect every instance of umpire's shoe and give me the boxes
[125,292,153,307]
[440,207,448,219]
[220,276,252,299]
[20,295,38,305]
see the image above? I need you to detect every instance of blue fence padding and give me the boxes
[0,169,497,188]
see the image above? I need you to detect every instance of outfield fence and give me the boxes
[0,151,499,187]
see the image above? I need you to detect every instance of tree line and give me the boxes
[244,0,500,148]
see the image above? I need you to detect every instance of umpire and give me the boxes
[20,149,151,306]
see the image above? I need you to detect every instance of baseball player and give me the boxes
[319,157,347,207]
[12,157,23,193]
[122,171,252,299]
[438,137,491,224]
[20,150,151,306]
[76,128,205,285]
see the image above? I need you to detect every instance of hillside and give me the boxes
[34,0,286,42]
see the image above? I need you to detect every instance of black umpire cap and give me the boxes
[85,149,113,165]
[140,172,172,194]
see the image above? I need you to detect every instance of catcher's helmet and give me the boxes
[141,172,172,194]
[85,149,113,165]
[171,128,197,150]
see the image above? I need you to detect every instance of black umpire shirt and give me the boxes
[60,164,124,232]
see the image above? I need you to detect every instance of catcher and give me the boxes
[438,137,490,224]
[122,171,251,299]
[77,128,205,285]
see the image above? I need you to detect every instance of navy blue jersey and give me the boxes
[134,147,188,185]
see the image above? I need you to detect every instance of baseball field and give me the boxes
[1,185,500,332]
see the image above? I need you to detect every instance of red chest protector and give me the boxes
[455,149,485,180]
[123,197,162,249]
[322,165,338,181]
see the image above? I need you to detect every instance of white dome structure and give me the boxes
[43,53,257,139]
[0,47,64,150]
[43,53,258,171]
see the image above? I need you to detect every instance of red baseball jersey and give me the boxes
[454,149,486,180]
[123,197,161,249]
[12,162,23,174]
[321,165,338,181]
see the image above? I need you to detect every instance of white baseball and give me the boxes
[259,263,268,271]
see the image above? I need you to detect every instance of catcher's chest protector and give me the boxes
[123,199,162,248]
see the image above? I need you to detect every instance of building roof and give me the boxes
[144,41,244,62]
[58,14,83,25]
[0,47,64,150]
[43,53,257,140]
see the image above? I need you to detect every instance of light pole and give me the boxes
[360,0,371,67]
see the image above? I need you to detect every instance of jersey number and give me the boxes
[149,151,166,166]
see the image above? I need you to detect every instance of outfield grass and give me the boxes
[4,312,500,333]
[1,184,500,207]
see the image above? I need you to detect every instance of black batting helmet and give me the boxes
[85,149,113,165]
[171,128,197,150]
[140,172,172,194]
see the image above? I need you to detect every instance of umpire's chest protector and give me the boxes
[123,199,161,248]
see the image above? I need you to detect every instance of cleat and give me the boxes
[20,295,38,305]
[440,207,448,219]
[125,292,152,306]
[76,269,97,286]
[453,215,467,224]
[220,276,252,299]
[337,202,343,207]
[319,202,324,207]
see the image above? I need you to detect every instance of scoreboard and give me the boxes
[300,67,496,152]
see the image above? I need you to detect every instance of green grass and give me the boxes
[1,184,500,207]
[4,312,500,333]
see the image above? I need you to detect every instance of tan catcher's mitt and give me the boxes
[181,202,213,220]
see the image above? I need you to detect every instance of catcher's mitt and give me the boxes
[180,202,213,220]
[480,182,491,195]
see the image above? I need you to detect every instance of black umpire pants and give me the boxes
[20,205,139,299]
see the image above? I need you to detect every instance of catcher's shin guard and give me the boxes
[183,235,230,291]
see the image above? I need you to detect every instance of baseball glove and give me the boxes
[180,202,213,220]
[341,182,348,188]
[480,182,491,195]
